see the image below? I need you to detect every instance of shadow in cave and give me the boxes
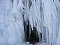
[23,18,43,44]
[29,27,39,44]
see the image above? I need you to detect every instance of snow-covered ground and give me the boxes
[35,42,50,45]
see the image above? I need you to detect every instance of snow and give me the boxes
[35,42,50,45]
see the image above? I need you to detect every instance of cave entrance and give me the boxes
[29,27,39,44]
[24,19,40,44]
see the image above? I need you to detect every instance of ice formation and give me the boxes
[0,0,60,45]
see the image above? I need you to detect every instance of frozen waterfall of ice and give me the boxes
[0,0,60,45]
[0,0,25,45]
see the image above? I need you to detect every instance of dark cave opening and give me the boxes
[23,19,40,44]
[29,27,39,44]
